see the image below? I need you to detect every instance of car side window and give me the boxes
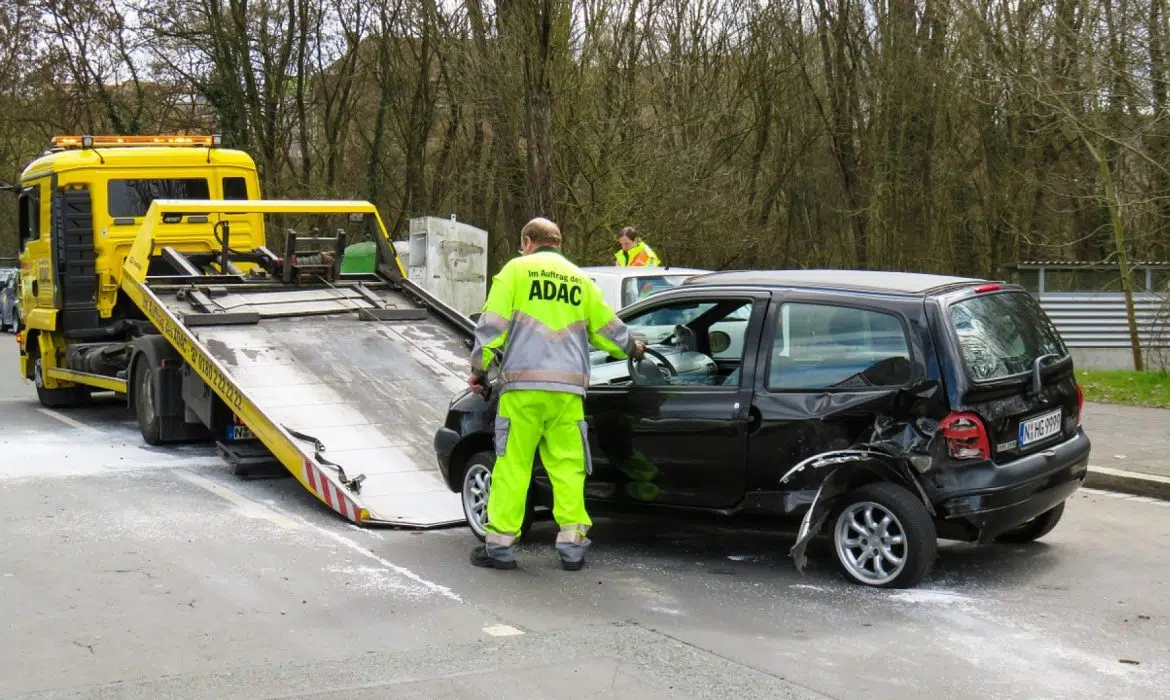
[767,302,913,390]
[590,297,755,387]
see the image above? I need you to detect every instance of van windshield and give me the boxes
[947,290,1068,382]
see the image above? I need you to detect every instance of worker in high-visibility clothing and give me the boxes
[614,226,660,267]
[467,217,645,571]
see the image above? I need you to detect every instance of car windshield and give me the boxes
[620,275,694,307]
[947,290,1068,382]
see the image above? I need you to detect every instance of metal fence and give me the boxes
[1037,293,1170,348]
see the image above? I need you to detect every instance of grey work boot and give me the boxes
[555,526,592,571]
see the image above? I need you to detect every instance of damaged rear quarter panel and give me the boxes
[744,290,945,495]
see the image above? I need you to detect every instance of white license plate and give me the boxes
[1018,408,1062,447]
[228,425,254,441]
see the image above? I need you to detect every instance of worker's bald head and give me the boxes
[521,217,562,250]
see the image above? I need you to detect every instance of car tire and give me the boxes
[994,503,1065,544]
[33,356,91,409]
[460,450,535,543]
[133,359,163,446]
[831,481,937,589]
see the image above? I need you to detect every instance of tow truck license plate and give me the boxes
[229,425,254,440]
[1019,408,1062,447]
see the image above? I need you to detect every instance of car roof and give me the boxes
[682,269,988,295]
[580,265,711,278]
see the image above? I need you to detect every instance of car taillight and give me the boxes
[940,412,991,460]
[1075,383,1084,426]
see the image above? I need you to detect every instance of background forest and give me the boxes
[1,0,1169,277]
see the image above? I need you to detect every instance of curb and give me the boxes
[1085,466,1170,502]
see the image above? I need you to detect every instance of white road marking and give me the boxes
[174,469,302,530]
[175,468,463,602]
[483,624,525,637]
[35,408,103,435]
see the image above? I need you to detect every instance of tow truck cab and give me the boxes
[14,135,264,394]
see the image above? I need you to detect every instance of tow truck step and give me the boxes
[217,439,288,479]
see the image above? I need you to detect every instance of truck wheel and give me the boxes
[831,482,937,589]
[994,503,1065,544]
[460,450,535,543]
[133,360,163,446]
[33,356,91,409]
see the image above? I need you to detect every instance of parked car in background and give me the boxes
[580,265,712,310]
[434,269,1090,589]
[0,268,19,332]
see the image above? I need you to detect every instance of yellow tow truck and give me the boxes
[12,135,476,527]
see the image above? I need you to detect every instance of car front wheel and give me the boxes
[832,481,937,589]
[460,450,535,543]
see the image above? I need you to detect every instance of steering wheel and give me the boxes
[628,346,679,385]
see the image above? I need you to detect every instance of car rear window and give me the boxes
[947,290,1068,382]
[621,275,694,307]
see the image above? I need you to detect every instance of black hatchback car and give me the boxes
[433,270,1090,588]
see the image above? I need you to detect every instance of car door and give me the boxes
[581,289,771,509]
[746,291,929,493]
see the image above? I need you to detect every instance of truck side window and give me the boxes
[223,177,248,200]
[18,187,40,250]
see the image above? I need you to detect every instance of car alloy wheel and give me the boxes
[462,460,492,539]
[834,500,908,586]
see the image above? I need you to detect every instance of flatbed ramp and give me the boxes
[145,282,472,527]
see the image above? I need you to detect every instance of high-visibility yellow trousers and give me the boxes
[485,389,592,561]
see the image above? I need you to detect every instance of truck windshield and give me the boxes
[107,178,211,217]
[947,290,1068,382]
[621,275,695,307]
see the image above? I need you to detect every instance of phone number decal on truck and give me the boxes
[138,292,246,412]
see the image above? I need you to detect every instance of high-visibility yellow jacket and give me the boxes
[614,242,660,267]
[471,247,635,396]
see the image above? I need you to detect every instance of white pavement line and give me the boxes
[295,514,464,603]
[176,470,463,602]
[35,407,103,435]
[174,469,303,530]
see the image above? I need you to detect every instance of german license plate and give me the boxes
[1018,408,1062,447]
[228,425,254,440]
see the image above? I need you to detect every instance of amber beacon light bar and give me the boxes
[50,134,223,148]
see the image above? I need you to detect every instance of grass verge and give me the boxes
[1077,370,1170,409]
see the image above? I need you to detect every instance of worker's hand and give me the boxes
[467,372,485,395]
[631,340,646,360]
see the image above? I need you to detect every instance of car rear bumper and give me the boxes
[933,428,1090,541]
[433,426,461,488]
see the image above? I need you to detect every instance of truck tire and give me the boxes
[33,356,91,409]
[830,481,937,589]
[133,359,163,446]
[460,450,536,543]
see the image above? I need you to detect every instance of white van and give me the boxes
[579,266,712,311]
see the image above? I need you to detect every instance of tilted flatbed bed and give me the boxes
[34,198,477,528]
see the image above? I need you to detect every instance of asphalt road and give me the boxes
[1,337,1168,699]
